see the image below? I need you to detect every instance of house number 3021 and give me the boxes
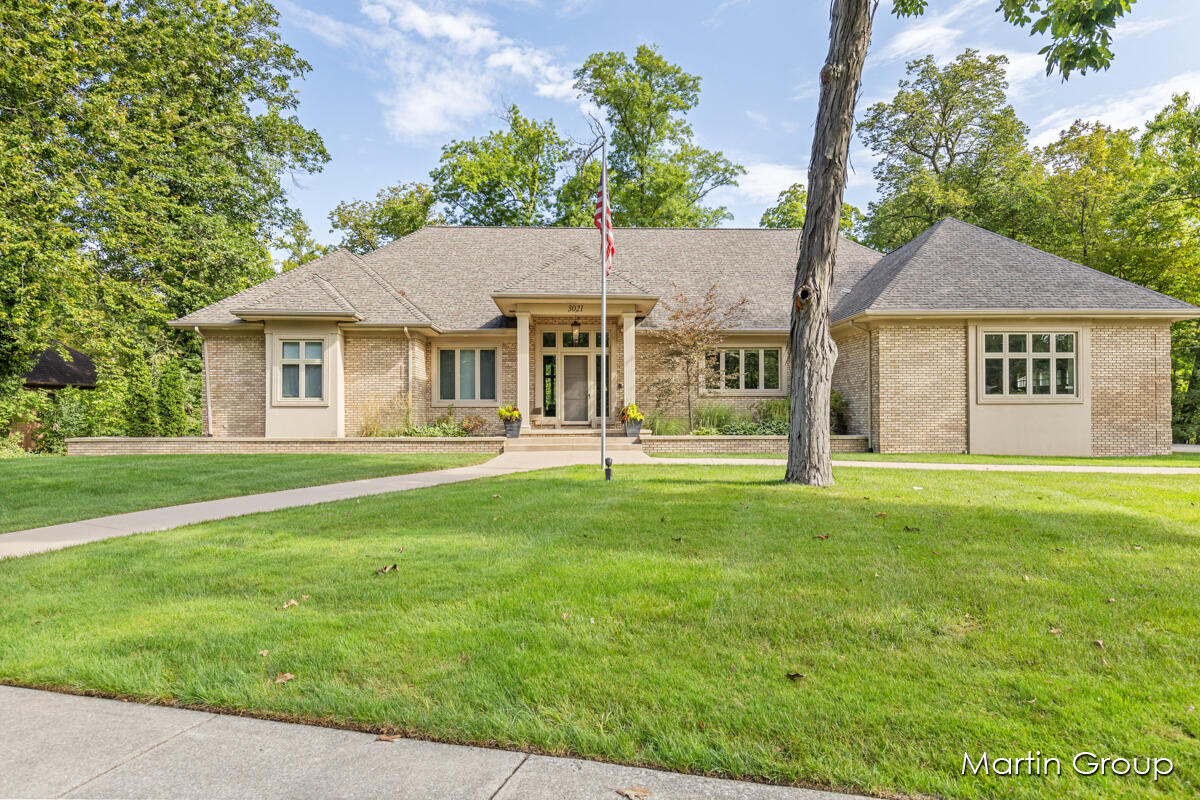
[566,304,584,313]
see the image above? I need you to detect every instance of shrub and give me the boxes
[460,415,488,434]
[830,389,849,435]
[403,422,468,437]
[156,362,187,437]
[695,403,737,429]
[718,419,788,436]
[691,426,720,436]
[645,411,687,436]
[752,398,789,423]
[38,386,92,453]
[124,358,158,437]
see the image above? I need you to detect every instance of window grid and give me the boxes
[983,332,1076,398]
[710,348,781,392]
[438,348,498,403]
[280,340,323,400]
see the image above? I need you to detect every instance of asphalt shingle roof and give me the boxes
[22,343,96,389]
[833,217,1197,321]
[173,220,1196,331]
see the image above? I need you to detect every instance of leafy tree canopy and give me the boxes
[329,183,444,254]
[759,183,866,242]
[431,106,569,226]
[565,45,745,227]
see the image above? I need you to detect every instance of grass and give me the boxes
[2,464,1198,798]
[0,454,490,533]
[648,451,1200,467]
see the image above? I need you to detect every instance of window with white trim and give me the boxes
[280,340,323,400]
[982,332,1076,398]
[707,348,781,391]
[438,348,497,402]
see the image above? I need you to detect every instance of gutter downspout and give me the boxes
[848,320,872,452]
[195,326,214,437]
[403,326,413,420]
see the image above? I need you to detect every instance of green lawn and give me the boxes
[0,454,490,533]
[649,451,1200,467]
[2,464,1198,799]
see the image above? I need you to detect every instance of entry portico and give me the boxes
[491,294,657,429]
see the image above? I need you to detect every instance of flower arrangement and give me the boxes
[620,403,645,423]
[497,404,521,422]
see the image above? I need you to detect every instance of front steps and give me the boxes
[503,429,641,452]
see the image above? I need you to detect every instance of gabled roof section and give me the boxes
[172,249,433,327]
[22,342,96,389]
[833,217,1199,322]
[499,245,653,296]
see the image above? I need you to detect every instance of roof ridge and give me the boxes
[310,274,357,313]
[348,252,434,322]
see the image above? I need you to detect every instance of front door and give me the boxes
[563,355,589,423]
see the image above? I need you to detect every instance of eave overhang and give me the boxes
[490,292,659,317]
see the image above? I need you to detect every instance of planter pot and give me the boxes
[624,420,643,439]
[503,419,522,438]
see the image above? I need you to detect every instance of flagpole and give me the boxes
[600,133,608,475]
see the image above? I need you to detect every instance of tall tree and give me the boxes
[565,45,745,227]
[858,50,1037,250]
[759,182,865,241]
[0,0,328,382]
[274,219,334,272]
[431,106,569,226]
[329,183,443,254]
[788,0,1135,486]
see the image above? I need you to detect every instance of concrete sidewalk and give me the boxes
[0,685,857,800]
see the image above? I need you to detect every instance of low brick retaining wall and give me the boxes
[66,436,506,456]
[639,434,870,455]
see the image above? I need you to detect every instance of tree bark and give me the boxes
[786,0,877,486]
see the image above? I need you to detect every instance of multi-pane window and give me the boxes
[983,332,1076,398]
[438,348,497,402]
[709,348,781,391]
[280,340,323,400]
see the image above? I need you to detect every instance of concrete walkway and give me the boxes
[0,685,857,800]
[4,447,1195,560]
[663,457,1200,474]
[0,450,653,560]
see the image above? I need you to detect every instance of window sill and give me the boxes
[976,395,1082,405]
[701,390,788,397]
[272,398,330,408]
[432,400,500,408]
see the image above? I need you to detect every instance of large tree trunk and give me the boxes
[786,0,876,486]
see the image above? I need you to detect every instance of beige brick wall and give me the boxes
[1090,321,1173,456]
[874,323,968,454]
[831,327,870,435]
[640,434,869,454]
[344,332,409,435]
[636,333,790,425]
[67,437,504,456]
[201,331,265,437]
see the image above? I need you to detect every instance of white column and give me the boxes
[622,312,636,407]
[516,311,531,429]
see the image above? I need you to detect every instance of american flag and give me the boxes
[593,167,614,275]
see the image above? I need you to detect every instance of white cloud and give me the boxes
[1115,17,1176,40]
[745,110,768,129]
[1031,71,1200,146]
[729,162,806,203]
[279,0,578,138]
[876,0,991,64]
[703,0,750,28]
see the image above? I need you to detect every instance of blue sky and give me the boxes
[275,0,1200,242]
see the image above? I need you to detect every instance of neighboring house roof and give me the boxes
[833,217,1197,322]
[22,343,96,389]
[172,219,1197,332]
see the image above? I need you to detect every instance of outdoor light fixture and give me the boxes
[571,319,581,344]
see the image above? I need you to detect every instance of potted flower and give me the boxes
[620,403,645,438]
[497,404,522,438]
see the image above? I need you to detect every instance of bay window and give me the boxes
[982,331,1076,398]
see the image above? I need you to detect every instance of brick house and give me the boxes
[171,218,1198,456]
